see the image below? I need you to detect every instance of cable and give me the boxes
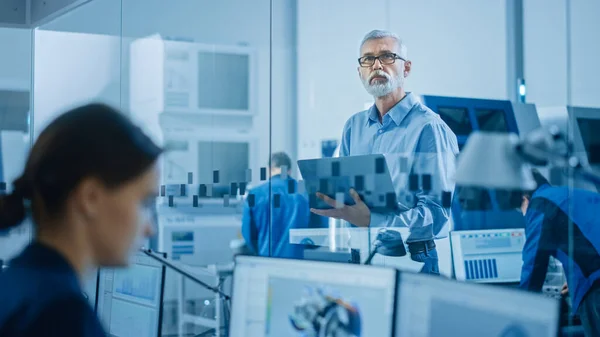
[222,297,231,336]
[140,248,231,301]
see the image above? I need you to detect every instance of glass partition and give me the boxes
[0,27,33,265]
[122,1,272,335]
[3,0,597,335]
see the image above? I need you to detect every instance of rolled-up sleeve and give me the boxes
[372,122,458,241]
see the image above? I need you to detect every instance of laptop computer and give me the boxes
[298,154,407,213]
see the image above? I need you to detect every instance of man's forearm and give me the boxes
[369,198,450,241]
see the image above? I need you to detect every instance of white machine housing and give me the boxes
[130,36,257,118]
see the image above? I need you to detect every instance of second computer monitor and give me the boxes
[395,273,560,337]
[451,228,525,283]
[96,252,166,337]
[229,256,398,337]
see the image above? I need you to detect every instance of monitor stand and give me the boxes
[303,248,360,264]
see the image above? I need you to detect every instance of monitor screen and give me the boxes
[450,229,525,283]
[475,109,509,132]
[396,273,560,337]
[96,252,166,337]
[436,107,473,135]
[577,117,600,165]
[197,52,249,111]
[229,256,397,337]
[82,270,99,309]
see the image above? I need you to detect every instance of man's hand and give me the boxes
[309,189,371,227]
[561,282,569,296]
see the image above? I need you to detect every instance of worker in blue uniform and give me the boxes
[520,170,600,337]
[0,104,162,336]
[242,152,312,259]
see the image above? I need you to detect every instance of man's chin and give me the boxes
[366,85,393,97]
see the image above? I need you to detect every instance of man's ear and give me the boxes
[404,60,412,77]
[521,196,530,216]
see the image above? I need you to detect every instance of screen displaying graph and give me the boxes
[112,264,161,307]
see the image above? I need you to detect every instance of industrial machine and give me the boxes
[450,228,566,299]
[536,106,600,192]
[421,95,543,231]
[130,36,256,119]
[451,228,526,284]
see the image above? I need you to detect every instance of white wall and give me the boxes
[524,0,600,108]
[523,0,568,107]
[390,0,507,100]
[569,0,600,108]
[296,0,509,160]
[33,31,122,138]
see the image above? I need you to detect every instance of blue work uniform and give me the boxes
[520,184,600,334]
[0,242,105,336]
[242,175,311,259]
[340,92,458,273]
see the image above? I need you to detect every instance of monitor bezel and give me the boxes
[229,255,399,337]
[94,251,168,337]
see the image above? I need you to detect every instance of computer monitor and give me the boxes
[96,252,166,337]
[395,273,560,337]
[82,269,99,309]
[450,229,525,283]
[229,256,397,337]
[436,106,473,136]
[576,116,600,165]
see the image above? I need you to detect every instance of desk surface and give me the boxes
[289,227,453,277]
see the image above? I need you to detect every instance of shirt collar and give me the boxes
[366,92,418,126]
[532,183,551,197]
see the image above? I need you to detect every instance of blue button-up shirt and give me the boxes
[242,175,311,259]
[340,92,459,242]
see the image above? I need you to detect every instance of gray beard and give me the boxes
[362,75,404,98]
[365,82,395,97]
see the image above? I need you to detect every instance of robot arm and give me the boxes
[289,287,361,337]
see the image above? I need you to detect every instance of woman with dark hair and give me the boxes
[0,103,162,336]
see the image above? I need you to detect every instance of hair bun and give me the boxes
[13,176,33,200]
[0,191,27,230]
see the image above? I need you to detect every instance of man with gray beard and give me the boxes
[311,30,459,274]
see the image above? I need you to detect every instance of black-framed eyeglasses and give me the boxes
[358,53,405,67]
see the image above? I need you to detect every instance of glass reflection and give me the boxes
[0,27,32,265]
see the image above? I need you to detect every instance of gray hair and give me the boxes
[359,30,407,59]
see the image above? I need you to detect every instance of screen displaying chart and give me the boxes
[113,264,160,306]
[96,252,165,337]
